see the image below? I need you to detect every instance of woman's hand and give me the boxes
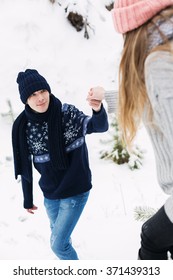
[87,86,105,112]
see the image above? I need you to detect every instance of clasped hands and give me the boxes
[86,86,105,112]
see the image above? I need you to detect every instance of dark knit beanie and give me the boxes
[17,69,51,104]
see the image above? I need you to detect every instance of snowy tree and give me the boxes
[134,206,157,222]
[100,117,144,170]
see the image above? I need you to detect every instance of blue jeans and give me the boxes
[44,191,90,260]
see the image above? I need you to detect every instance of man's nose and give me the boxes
[38,93,44,101]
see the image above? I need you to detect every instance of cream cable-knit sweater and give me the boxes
[105,50,173,222]
[144,50,173,222]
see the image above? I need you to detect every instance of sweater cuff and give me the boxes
[105,90,118,114]
[92,103,103,114]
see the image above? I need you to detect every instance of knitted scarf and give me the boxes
[12,94,68,181]
[148,16,173,51]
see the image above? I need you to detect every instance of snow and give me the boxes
[0,0,167,260]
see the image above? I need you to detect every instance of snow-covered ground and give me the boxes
[0,0,167,260]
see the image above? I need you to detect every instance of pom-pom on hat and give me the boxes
[17,69,51,104]
[112,0,173,34]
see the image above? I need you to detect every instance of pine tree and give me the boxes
[100,117,144,170]
[134,206,157,222]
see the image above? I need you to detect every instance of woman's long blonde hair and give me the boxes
[118,6,173,147]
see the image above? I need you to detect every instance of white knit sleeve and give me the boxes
[145,51,173,153]
[145,50,173,221]
[105,90,119,115]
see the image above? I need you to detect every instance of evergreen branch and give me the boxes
[134,206,157,222]
[100,118,144,169]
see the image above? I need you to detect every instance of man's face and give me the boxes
[27,89,50,113]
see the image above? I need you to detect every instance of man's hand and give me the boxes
[26,204,38,214]
[87,86,105,112]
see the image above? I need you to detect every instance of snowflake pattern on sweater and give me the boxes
[26,104,90,160]
[26,121,49,155]
[62,104,90,152]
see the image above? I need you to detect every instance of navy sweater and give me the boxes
[20,103,108,208]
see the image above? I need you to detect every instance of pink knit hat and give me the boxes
[112,0,173,34]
